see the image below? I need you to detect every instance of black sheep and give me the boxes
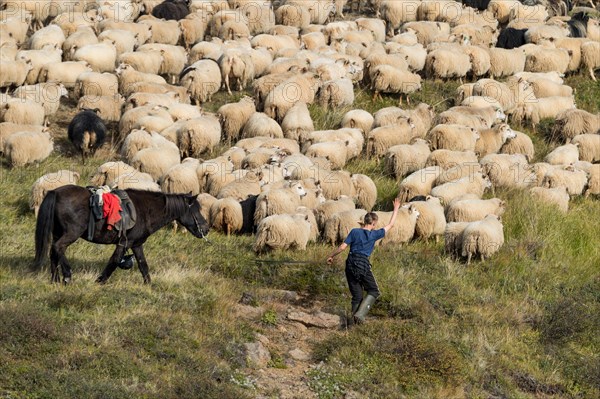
[496,28,528,49]
[461,0,492,11]
[239,194,258,235]
[568,12,591,38]
[151,0,190,21]
[68,108,106,164]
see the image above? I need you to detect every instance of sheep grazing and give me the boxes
[542,166,588,196]
[529,186,570,212]
[410,195,446,242]
[426,150,479,170]
[427,124,480,152]
[461,214,504,264]
[281,102,315,143]
[430,172,492,205]
[444,221,470,259]
[584,164,600,198]
[571,134,600,163]
[159,160,201,196]
[581,41,600,81]
[176,114,222,158]
[446,198,506,223]
[475,123,517,157]
[315,196,356,233]
[30,170,80,217]
[254,182,308,225]
[480,153,531,190]
[217,96,256,143]
[425,48,471,81]
[500,130,535,161]
[68,109,107,164]
[0,59,33,90]
[78,95,125,123]
[544,143,580,166]
[551,109,600,142]
[375,205,420,245]
[89,161,137,186]
[529,78,573,99]
[351,174,377,212]
[13,82,68,116]
[1,99,46,126]
[3,130,53,167]
[398,166,443,202]
[179,59,222,105]
[318,78,355,109]
[385,139,431,180]
[367,118,416,158]
[253,213,312,254]
[434,162,482,186]
[341,109,374,136]
[323,209,367,246]
[370,65,422,104]
[524,48,571,75]
[210,197,244,236]
[487,48,526,78]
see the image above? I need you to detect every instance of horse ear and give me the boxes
[186,192,198,205]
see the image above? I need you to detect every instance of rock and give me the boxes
[287,310,342,329]
[289,348,310,361]
[256,333,270,346]
[239,291,256,305]
[234,304,264,320]
[243,342,271,368]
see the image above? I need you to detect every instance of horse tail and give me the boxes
[33,190,56,270]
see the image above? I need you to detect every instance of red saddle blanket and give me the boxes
[102,192,122,230]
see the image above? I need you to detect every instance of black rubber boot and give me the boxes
[353,294,377,324]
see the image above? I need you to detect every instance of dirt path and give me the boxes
[234,290,356,399]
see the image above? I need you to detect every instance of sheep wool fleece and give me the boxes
[344,228,385,310]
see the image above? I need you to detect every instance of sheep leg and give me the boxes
[225,75,232,95]
[132,245,151,284]
[480,253,485,262]
[406,94,411,105]
[226,224,231,237]
[398,95,403,106]
[590,68,597,82]
[466,252,471,265]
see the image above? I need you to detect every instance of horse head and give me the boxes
[177,194,210,238]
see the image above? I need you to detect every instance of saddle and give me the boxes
[87,186,137,241]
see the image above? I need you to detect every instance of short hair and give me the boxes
[363,212,378,225]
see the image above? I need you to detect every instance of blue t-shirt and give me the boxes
[344,228,386,257]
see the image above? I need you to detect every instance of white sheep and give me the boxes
[0,59,33,89]
[219,48,254,95]
[461,214,504,264]
[430,172,491,205]
[1,99,46,126]
[305,141,349,170]
[30,170,80,217]
[525,48,571,74]
[446,198,506,223]
[351,174,377,212]
[341,109,373,136]
[584,164,600,198]
[370,64,422,104]
[444,221,470,259]
[253,213,312,254]
[426,150,479,170]
[139,18,181,46]
[210,197,244,235]
[130,136,181,181]
[375,205,421,245]
[281,102,315,143]
[159,160,201,196]
[542,166,588,196]
[427,124,480,152]
[109,172,160,192]
[529,78,573,99]
[571,134,600,164]
[529,186,570,212]
[78,95,124,122]
[3,130,53,167]
[398,166,444,202]
[39,61,93,88]
[180,59,222,105]
[480,153,532,190]
[434,162,482,186]
[29,24,65,50]
[367,118,416,159]
[217,96,256,143]
[475,123,517,157]
[137,43,189,85]
[12,82,67,116]
[551,109,600,142]
[500,130,535,161]
[410,195,446,242]
[380,0,420,37]
[241,112,284,139]
[581,41,600,82]
[72,42,118,73]
[544,143,580,166]
[254,181,308,225]
[488,48,526,79]
[315,196,356,232]
[176,114,222,158]
[118,50,163,76]
[75,72,119,99]
[425,47,471,81]
[385,138,431,180]
[318,78,355,109]
[323,208,367,245]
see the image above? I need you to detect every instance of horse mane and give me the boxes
[165,193,189,218]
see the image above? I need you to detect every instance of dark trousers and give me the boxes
[345,253,381,310]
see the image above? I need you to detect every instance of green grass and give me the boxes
[1,72,599,398]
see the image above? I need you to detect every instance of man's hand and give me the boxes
[327,256,334,265]
[393,197,401,210]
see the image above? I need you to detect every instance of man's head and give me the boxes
[362,212,378,228]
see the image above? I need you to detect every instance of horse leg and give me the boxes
[96,245,126,284]
[132,245,151,284]
[51,232,80,284]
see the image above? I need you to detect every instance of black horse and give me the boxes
[33,185,209,284]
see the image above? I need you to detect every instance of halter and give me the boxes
[189,203,211,243]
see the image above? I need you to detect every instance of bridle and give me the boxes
[189,203,211,243]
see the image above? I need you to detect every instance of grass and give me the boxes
[1,71,599,398]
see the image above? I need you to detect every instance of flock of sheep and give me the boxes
[1,0,599,264]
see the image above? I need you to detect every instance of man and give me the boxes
[327,198,401,325]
